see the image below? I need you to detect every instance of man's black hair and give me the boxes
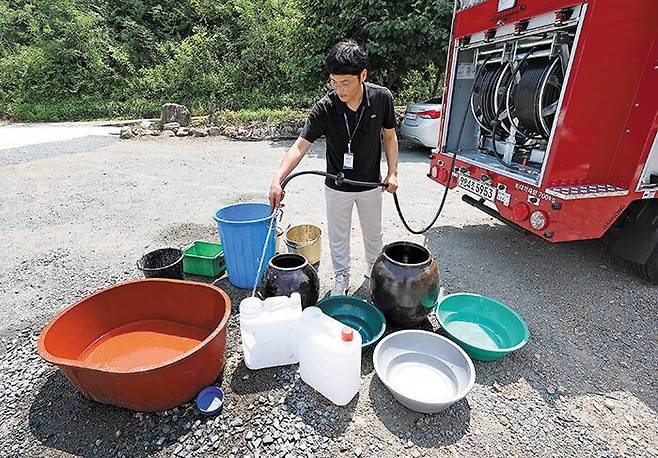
[326,39,367,76]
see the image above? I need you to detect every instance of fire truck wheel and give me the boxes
[633,246,658,284]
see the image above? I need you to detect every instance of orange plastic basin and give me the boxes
[38,279,231,412]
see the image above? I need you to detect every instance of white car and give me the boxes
[398,101,442,148]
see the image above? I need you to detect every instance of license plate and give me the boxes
[458,175,497,202]
[404,113,417,120]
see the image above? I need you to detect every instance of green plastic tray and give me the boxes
[435,293,529,361]
[315,296,386,347]
[183,241,225,278]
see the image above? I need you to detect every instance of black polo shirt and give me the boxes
[300,82,397,192]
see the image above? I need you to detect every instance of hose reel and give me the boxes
[471,52,564,141]
[509,57,563,139]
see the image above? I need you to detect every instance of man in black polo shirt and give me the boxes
[269,39,399,295]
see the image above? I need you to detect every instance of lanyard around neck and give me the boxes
[343,106,365,145]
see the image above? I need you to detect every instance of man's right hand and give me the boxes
[269,180,284,210]
[268,137,312,211]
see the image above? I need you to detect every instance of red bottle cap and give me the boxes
[341,327,354,342]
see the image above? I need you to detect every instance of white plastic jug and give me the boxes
[296,306,362,405]
[240,293,302,370]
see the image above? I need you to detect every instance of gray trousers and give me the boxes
[324,186,383,275]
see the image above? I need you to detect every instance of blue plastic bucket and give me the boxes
[213,202,276,289]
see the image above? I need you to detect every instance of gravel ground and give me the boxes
[0,133,656,457]
[0,135,118,166]
[0,122,119,151]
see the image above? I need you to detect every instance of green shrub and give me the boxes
[0,0,452,122]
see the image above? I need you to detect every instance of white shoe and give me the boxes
[331,273,350,296]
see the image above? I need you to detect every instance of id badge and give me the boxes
[343,152,354,170]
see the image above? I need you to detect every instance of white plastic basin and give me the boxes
[373,330,475,413]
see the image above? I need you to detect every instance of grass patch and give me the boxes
[217,108,307,127]
[187,108,307,128]
[5,98,162,123]
[3,99,309,126]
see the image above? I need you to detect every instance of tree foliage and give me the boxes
[300,0,453,93]
[0,0,453,121]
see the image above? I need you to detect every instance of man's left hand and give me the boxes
[383,173,398,193]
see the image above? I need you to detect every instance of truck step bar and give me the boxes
[545,184,629,200]
[461,195,526,234]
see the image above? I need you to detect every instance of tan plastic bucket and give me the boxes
[276,226,284,253]
[284,224,321,265]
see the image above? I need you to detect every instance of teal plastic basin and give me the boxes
[435,293,529,361]
[315,296,386,348]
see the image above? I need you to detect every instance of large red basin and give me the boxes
[37,279,231,412]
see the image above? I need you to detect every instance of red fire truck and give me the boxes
[430,0,658,283]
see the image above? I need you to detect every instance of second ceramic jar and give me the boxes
[369,241,440,328]
[260,253,320,308]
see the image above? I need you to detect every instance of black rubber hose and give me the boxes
[389,54,499,234]
[514,60,549,137]
[511,57,563,141]
[279,166,451,235]
[482,65,504,130]
[472,64,497,131]
[501,55,543,142]
[281,170,385,190]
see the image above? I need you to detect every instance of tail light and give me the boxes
[530,210,549,230]
[512,203,530,222]
[417,110,442,119]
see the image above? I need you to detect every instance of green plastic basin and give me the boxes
[435,293,529,361]
[315,296,386,348]
[183,241,225,278]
